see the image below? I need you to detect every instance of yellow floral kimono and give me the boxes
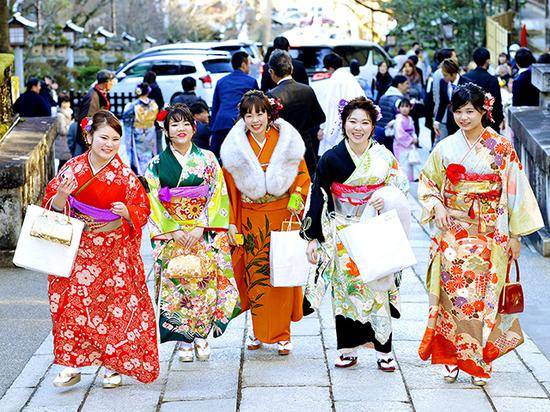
[418,128,543,378]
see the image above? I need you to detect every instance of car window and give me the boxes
[288,47,333,72]
[149,61,193,76]
[203,59,233,73]
[372,48,386,66]
[124,62,152,77]
[334,46,370,65]
[179,64,197,75]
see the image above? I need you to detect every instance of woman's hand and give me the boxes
[227,224,239,246]
[171,230,188,246]
[507,237,521,260]
[306,239,320,265]
[368,194,384,212]
[52,175,78,209]
[111,202,131,221]
[433,203,451,230]
[184,227,204,250]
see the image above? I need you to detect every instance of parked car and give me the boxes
[266,40,396,99]
[111,50,232,107]
[133,40,263,81]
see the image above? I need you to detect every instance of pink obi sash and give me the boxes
[330,182,385,217]
[158,185,209,203]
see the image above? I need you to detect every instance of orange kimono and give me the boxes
[221,118,310,343]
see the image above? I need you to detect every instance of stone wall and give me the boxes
[508,107,550,256]
[0,117,56,262]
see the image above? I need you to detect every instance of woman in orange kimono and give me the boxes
[220,90,310,355]
[45,111,159,389]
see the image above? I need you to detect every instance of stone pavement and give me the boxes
[1,196,550,412]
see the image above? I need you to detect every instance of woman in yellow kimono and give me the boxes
[221,90,310,355]
[146,104,240,362]
[417,83,543,386]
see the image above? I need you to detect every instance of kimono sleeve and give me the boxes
[124,173,151,233]
[506,149,544,237]
[301,156,327,243]
[223,167,240,229]
[145,159,181,239]
[384,151,409,195]
[418,145,446,225]
[198,152,230,230]
[394,115,415,147]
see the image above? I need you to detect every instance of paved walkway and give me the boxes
[1,196,550,412]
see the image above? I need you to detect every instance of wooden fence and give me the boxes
[486,10,515,62]
[65,89,135,118]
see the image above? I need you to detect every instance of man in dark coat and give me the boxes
[171,76,207,108]
[189,101,211,150]
[434,58,469,140]
[210,51,258,159]
[13,77,51,117]
[261,36,309,92]
[73,69,115,155]
[268,50,326,174]
[144,70,165,153]
[463,47,503,131]
[512,48,540,107]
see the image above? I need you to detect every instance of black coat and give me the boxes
[149,82,165,109]
[269,79,325,174]
[435,76,469,135]
[260,58,309,92]
[512,69,540,107]
[13,91,51,117]
[192,121,211,150]
[74,87,110,150]
[463,67,504,129]
[170,91,207,108]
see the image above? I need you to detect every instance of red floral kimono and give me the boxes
[44,153,159,383]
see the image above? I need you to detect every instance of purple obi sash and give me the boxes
[158,185,209,202]
[69,196,120,222]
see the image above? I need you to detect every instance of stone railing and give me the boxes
[508,64,550,256]
[0,117,56,264]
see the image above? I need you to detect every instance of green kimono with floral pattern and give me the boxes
[146,144,240,343]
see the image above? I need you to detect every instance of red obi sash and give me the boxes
[330,182,385,206]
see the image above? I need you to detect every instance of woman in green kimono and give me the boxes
[145,104,240,362]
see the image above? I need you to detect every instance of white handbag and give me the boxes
[408,147,422,165]
[337,209,416,284]
[13,202,85,277]
[269,216,311,287]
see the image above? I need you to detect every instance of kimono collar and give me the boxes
[170,143,194,167]
[220,118,305,200]
[345,139,374,167]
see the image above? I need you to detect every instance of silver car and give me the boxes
[112,50,233,107]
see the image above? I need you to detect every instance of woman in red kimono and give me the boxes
[44,110,159,388]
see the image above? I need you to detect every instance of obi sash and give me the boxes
[330,182,385,217]
[444,165,502,231]
[158,185,209,203]
[69,196,120,222]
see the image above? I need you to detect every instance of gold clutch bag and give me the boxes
[29,200,73,247]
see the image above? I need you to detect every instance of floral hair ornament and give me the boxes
[80,117,93,145]
[157,109,169,123]
[268,96,283,120]
[337,98,349,117]
[484,92,495,123]
[374,104,383,121]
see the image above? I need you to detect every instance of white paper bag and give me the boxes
[13,204,85,277]
[338,209,416,284]
[269,229,311,287]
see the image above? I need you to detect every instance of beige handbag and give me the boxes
[29,199,74,246]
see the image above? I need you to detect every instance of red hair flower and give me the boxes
[80,117,92,145]
[446,163,466,185]
[268,97,283,120]
[484,92,495,123]
[156,109,169,122]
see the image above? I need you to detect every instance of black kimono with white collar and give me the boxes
[302,139,355,243]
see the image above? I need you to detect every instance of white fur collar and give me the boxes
[220,118,305,200]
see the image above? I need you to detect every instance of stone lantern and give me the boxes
[143,35,157,51]
[8,12,37,86]
[94,26,115,46]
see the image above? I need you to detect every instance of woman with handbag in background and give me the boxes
[417,83,543,386]
[45,110,159,388]
[221,90,310,356]
[302,97,409,370]
[145,104,240,363]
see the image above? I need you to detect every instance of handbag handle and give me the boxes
[505,259,520,283]
[281,212,302,231]
[43,197,71,222]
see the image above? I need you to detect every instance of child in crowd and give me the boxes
[393,98,418,181]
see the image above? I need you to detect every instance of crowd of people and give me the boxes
[11,36,546,391]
